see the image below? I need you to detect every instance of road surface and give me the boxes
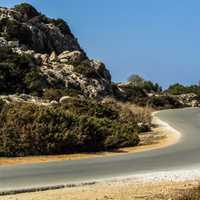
[0,108,200,194]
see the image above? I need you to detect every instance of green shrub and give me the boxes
[167,83,188,95]
[104,123,139,149]
[0,17,32,45]
[148,95,182,109]
[120,85,148,104]
[0,99,140,156]
[0,47,48,95]
[14,3,39,19]
[43,89,66,101]
[49,18,73,36]
[128,74,162,93]
[74,60,99,78]
[167,83,200,96]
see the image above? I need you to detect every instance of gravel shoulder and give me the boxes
[1,178,198,200]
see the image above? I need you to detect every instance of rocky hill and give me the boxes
[0,3,113,99]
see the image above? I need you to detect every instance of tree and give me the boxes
[128,74,145,87]
[167,83,187,95]
[128,74,162,93]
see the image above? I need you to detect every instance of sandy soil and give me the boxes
[0,116,180,166]
[1,179,198,200]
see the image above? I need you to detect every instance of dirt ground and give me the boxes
[1,179,198,200]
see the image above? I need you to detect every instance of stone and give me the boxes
[33,53,42,65]
[91,60,111,82]
[49,51,57,62]
[50,100,58,105]
[60,58,69,63]
[8,40,19,48]
[41,54,49,64]
[58,50,84,63]
[191,100,198,107]
[0,37,8,47]
[59,96,73,104]
[19,94,33,101]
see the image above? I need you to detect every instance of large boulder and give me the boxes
[49,51,57,62]
[91,60,111,82]
[58,50,85,63]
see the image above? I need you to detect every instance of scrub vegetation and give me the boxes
[172,184,200,200]
[0,98,153,157]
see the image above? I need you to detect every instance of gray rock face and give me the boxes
[0,3,114,99]
[0,5,84,54]
[58,51,85,63]
[40,51,113,98]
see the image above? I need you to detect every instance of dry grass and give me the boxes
[172,183,200,200]
[102,97,153,125]
[117,102,153,126]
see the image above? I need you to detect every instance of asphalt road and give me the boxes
[0,107,200,193]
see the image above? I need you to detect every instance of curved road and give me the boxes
[1,108,200,193]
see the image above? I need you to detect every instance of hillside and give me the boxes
[1,3,194,157]
[0,3,153,156]
[0,3,112,98]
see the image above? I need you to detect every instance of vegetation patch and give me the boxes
[167,83,200,96]
[0,47,48,96]
[0,99,148,157]
[148,95,183,109]
[173,183,200,200]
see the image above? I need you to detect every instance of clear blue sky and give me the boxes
[1,0,200,88]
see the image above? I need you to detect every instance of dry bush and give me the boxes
[173,184,200,200]
[117,102,153,132]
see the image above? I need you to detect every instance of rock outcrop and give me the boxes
[0,4,83,54]
[175,93,200,107]
[0,3,113,98]
[37,50,112,98]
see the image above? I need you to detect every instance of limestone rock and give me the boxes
[49,51,57,62]
[59,96,73,104]
[0,37,8,47]
[0,3,114,99]
[41,54,49,64]
[0,4,84,54]
[8,41,19,48]
[50,100,58,105]
[58,50,85,63]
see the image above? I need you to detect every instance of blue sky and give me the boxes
[1,0,200,87]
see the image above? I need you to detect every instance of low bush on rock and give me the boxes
[74,60,99,78]
[0,47,48,95]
